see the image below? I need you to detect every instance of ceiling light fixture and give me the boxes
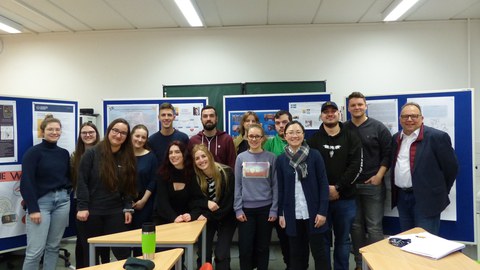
[0,15,22,34]
[383,0,420,22]
[174,0,203,27]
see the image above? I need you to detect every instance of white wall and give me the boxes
[0,20,478,178]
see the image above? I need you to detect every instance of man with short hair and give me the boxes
[189,105,236,169]
[391,102,458,235]
[148,102,189,165]
[345,92,392,270]
[263,109,292,270]
[307,101,362,270]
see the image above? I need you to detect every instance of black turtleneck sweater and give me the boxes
[154,167,206,224]
[20,139,71,213]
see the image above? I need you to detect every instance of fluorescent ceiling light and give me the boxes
[174,0,203,27]
[0,15,22,34]
[383,0,420,22]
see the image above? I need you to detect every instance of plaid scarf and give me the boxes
[284,142,309,178]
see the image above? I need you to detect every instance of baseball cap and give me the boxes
[321,101,338,112]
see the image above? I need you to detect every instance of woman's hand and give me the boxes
[174,215,185,223]
[268,216,277,222]
[76,210,89,222]
[208,200,219,211]
[279,216,286,228]
[236,214,247,222]
[124,212,132,224]
[29,212,42,224]
[182,213,192,222]
[197,214,207,221]
[314,214,326,228]
[133,199,146,210]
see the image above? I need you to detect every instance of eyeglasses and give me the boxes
[285,131,304,136]
[400,114,421,120]
[388,238,411,247]
[111,128,128,137]
[247,135,263,140]
[81,131,96,136]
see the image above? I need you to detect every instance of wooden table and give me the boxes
[82,248,183,270]
[88,220,206,270]
[359,227,480,270]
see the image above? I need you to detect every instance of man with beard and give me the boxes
[149,102,189,166]
[307,101,362,270]
[189,105,236,168]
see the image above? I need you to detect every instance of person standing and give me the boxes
[233,111,260,154]
[277,121,329,270]
[234,124,278,270]
[307,101,362,270]
[148,102,189,166]
[76,118,137,264]
[71,122,105,268]
[192,144,236,270]
[189,105,236,169]
[20,115,71,270]
[263,110,292,269]
[345,92,392,270]
[391,102,458,235]
[131,124,158,256]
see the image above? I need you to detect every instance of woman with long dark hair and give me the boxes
[76,118,137,264]
[153,141,205,225]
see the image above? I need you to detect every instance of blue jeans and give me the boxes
[396,189,440,235]
[324,199,356,270]
[351,183,385,267]
[23,189,70,270]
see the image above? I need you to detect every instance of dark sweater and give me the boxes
[345,117,392,182]
[148,129,189,166]
[76,145,134,215]
[20,139,71,213]
[199,164,235,221]
[307,122,362,199]
[154,168,206,224]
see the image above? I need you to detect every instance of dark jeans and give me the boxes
[196,215,237,270]
[85,213,131,263]
[75,219,110,268]
[289,219,328,270]
[396,189,440,234]
[324,199,356,270]
[238,205,274,270]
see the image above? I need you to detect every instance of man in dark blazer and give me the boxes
[391,102,458,235]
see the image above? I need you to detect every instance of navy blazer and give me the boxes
[276,149,329,236]
[391,125,458,217]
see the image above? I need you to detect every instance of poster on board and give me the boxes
[32,102,76,153]
[0,165,24,239]
[0,100,17,163]
[228,110,279,138]
[107,104,159,134]
[172,103,203,137]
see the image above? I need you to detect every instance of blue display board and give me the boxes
[347,89,474,242]
[0,96,77,253]
[224,93,331,139]
[103,97,208,135]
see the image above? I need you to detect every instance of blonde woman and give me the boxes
[192,144,236,270]
[233,111,260,154]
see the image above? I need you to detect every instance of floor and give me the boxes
[0,240,477,269]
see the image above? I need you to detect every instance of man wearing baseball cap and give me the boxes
[307,101,362,270]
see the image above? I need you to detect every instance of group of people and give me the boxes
[20,92,458,270]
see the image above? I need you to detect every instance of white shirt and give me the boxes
[294,170,309,219]
[394,129,420,188]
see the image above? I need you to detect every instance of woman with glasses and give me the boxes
[191,144,236,270]
[71,122,106,268]
[130,124,157,256]
[153,141,206,225]
[233,111,260,154]
[234,124,278,270]
[276,121,329,270]
[21,115,71,270]
[76,118,137,264]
